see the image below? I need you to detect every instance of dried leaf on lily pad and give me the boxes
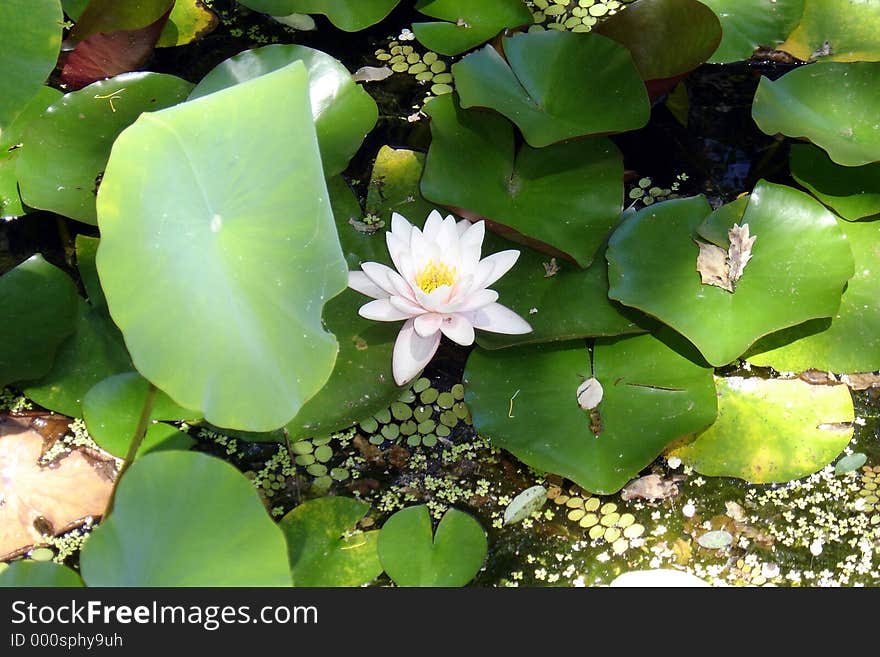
[695,222,756,293]
[619,473,685,501]
[0,417,115,560]
[727,223,757,281]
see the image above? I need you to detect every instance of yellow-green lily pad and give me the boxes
[700,0,805,63]
[779,0,880,62]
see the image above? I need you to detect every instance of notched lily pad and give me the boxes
[413,0,533,56]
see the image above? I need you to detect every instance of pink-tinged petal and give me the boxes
[388,268,418,302]
[422,210,445,240]
[439,314,475,346]
[447,288,498,313]
[466,302,532,334]
[389,295,426,316]
[348,271,387,299]
[359,298,412,322]
[360,261,398,295]
[414,312,443,337]
[391,212,414,242]
[473,249,520,289]
[393,318,441,385]
[415,284,455,312]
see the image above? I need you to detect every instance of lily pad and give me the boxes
[189,44,377,176]
[23,299,132,417]
[752,62,880,166]
[700,0,805,63]
[746,218,880,373]
[241,0,400,31]
[281,497,383,587]
[156,0,219,47]
[96,61,348,431]
[670,377,854,483]
[0,87,61,218]
[82,372,199,458]
[365,146,437,227]
[453,31,649,147]
[0,0,62,130]
[378,505,487,587]
[790,143,880,221]
[0,255,79,388]
[67,0,172,41]
[74,235,106,310]
[80,451,292,586]
[422,94,624,268]
[779,0,880,62]
[0,561,84,587]
[464,334,717,494]
[835,452,867,475]
[413,0,534,56]
[606,183,854,366]
[17,73,193,225]
[596,0,722,80]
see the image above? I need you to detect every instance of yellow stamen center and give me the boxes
[415,261,456,293]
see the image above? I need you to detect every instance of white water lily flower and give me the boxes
[349,210,532,385]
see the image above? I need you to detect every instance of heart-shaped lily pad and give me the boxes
[465,333,717,494]
[80,451,292,586]
[0,255,79,388]
[779,0,880,62]
[0,561,84,587]
[240,0,400,31]
[378,505,487,587]
[700,0,805,63]
[747,218,880,373]
[790,143,880,221]
[0,87,61,218]
[413,0,533,56]
[607,183,854,366]
[96,61,348,431]
[17,72,193,225]
[281,497,382,587]
[453,31,649,147]
[422,94,624,268]
[0,0,62,130]
[475,231,643,349]
[752,62,880,167]
[82,372,199,458]
[596,0,721,80]
[189,44,377,176]
[670,377,854,483]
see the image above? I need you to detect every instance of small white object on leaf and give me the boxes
[576,377,603,411]
[695,222,757,293]
[353,66,394,83]
[503,485,548,526]
[270,13,316,30]
[697,529,733,549]
[349,211,532,385]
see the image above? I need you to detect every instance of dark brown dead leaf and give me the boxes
[0,417,116,560]
[620,473,686,501]
[841,372,880,390]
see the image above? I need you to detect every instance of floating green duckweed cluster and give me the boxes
[373,41,454,100]
[0,387,33,413]
[549,485,645,554]
[39,418,103,464]
[357,378,471,449]
[290,429,355,489]
[526,0,634,33]
[858,465,880,512]
[627,173,687,207]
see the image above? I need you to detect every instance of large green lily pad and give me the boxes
[596,0,721,80]
[0,87,61,218]
[0,0,62,130]
[475,231,643,349]
[190,44,377,177]
[378,505,487,587]
[422,94,624,268]
[752,62,880,167]
[780,0,880,62]
[96,61,348,431]
[23,299,132,417]
[747,218,880,373]
[74,235,106,310]
[82,372,199,458]
[281,497,383,587]
[465,334,717,494]
[156,0,219,47]
[606,183,854,366]
[17,73,193,225]
[67,0,172,42]
[0,255,79,388]
[454,31,649,147]
[365,146,437,227]
[701,0,805,63]
[79,451,292,586]
[0,561,84,588]
[671,377,854,483]
[413,0,533,56]
[240,0,400,31]
[790,143,880,221]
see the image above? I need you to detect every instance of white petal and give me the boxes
[422,210,445,240]
[440,314,475,345]
[458,220,485,265]
[393,318,441,385]
[389,295,426,316]
[359,298,412,322]
[446,288,498,313]
[415,284,455,312]
[473,250,520,290]
[360,261,398,295]
[348,271,387,299]
[386,267,417,302]
[414,312,443,337]
[466,302,532,334]
[435,215,460,255]
[391,212,414,242]
[386,232,414,281]
[456,219,472,236]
